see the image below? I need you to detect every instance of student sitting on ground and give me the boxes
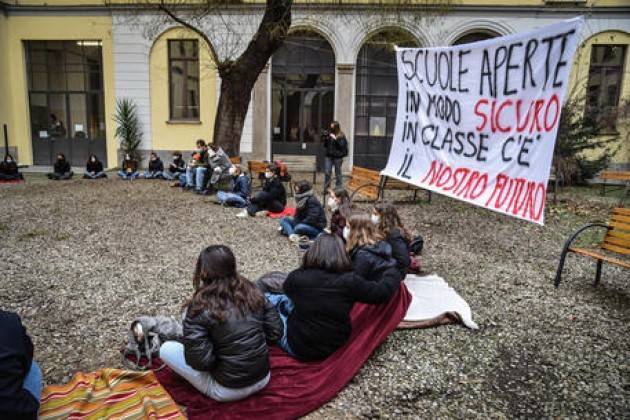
[184,139,209,193]
[204,145,232,193]
[0,310,43,420]
[216,165,250,208]
[0,155,24,181]
[118,154,139,180]
[345,213,399,283]
[327,188,352,240]
[47,153,73,180]
[279,181,326,241]
[83,154,107,179]
[144,152,165,179]
[164,151,186,183]
[372,202,411,276]
[237,164,286,218]
[160,245,282,402]
[264,234,402,361]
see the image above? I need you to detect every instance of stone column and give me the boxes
[251,63,270,161]
[336,64,355,171]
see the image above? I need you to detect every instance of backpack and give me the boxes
[122,315,183,370]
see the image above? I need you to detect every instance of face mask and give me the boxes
[6,159,12,163]
[91,158,96,162]
[228,166,237,176]
[151,157,157,161]
[173,155,179,160]
[327,196,338,211]
[343,226,350,241]
[371,214,381,225]
[265,172,273,179]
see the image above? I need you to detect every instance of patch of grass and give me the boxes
[0,223,7,231]
[18,229,48,240]
[54,233,71,241]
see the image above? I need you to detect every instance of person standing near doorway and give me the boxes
[323,121,348,195]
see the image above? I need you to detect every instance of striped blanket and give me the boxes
[39,368,184,420]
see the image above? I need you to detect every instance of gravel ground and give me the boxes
[1,174,628,418]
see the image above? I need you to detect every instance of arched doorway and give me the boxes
[354,29,418,170]
[452,31,499,46]
[271,30,335,169]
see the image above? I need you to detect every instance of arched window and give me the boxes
[452,31,499,46]
[271,30,335,166]
[354,29,418,169]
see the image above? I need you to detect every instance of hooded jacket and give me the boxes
[169,157,186,173]
[351,241,398,283]
[387,228,411,276]
[182,300,283,388]
[0,160,18,176]
[284,267,402,361]
[54,158,71,174]
[294,194,327,229]
[148,157,164,172]
[0,311,39,420]
[86,159,103,174]
[324,133,348,159]
[262,177,287,207]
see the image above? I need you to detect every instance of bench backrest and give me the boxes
[274,154,316,171]
[229,156,242,165]
[348,166,380,200]
[601,171,630,181]
[603,207,630,257]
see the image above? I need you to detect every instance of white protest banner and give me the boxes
[382,17,584,225]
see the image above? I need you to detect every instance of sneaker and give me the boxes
[255,210,268,218]
[236,209,249,218]
[277,226,284,233]
[170,182,180,188]
[289,234,301,243]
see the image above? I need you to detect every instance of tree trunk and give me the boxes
[212,0,293,157]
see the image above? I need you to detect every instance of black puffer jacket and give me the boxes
[182,300,283,388]
[351,241,399,282]
[295,195,327,229]
[324,134,348,159]
[86,159,103,174]
[148,158,164,172]
[263,177,287,207]
[386,228,411,276]
[54,159,71,174]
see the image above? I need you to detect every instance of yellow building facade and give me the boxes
[0,0,628,170]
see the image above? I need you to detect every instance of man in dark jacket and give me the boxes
[144,152,165,179]
[0,155,24,181]
[240,165,287,217]
[279,181,327,240]
[0,310,41,420]
[323,121,348,194]
[47,153,73,180]
[164,151,186,182]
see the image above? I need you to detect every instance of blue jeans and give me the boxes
[159,342,270,401]
[217,191,248,208]
[186,167,208,190]
[163,170,182,180]
[144,171,164,179]
[23,361,42,402]
[118,170,139,180]
[264,293,295,356]
[83,171,107,179]
[324,157,343,193]
[279,217,323,239]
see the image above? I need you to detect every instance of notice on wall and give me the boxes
[382,17,584,225]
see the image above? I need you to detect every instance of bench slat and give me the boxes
[601,242,630,257]
[609,221,630,232]
[607,229,630,242]
[612,207,630,216]
[569,247,630,269]
[601,171,630,181]
[610,214,630,224]
[604,235,630,249]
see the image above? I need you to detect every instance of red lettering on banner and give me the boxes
[474,96,561,134]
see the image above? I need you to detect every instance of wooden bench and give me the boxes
[600,171,630,202]
[554,207,630,287]
[273,154,317,186]
[247,160,269,189]
[347,165,431,203]
[229,156,242,165]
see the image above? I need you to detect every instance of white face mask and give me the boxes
[327,196,338,211]
[371,214,381,225]
[229,166,237,176]
[91,158,96,162]
[342,226,350,241]
[265,171,273,179]
[172,155,179,160]
[6,159,12,163]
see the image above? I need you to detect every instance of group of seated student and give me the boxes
[179,139,232,194]
[0,155,24,181]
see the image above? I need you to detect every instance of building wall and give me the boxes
[0,13,117,166]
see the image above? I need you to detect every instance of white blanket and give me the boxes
[403,274,478,329]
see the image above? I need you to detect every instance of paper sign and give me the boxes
[381,17,584,225]
[39,131,48,138]
[74,124,84,132]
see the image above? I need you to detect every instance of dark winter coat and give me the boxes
[351,241,399,283]
[86,159,103,174]
[148,158,164,172]
[294,196,327,229]
[169,157,186,173]
[122,159,138,173]
[232,175,251,200]
[387,228,411,276]
[262,177,287,207]
[324,133,348,159]
[0,160,18,176]
[0,311,39,420]
[182,300,283,388]
[284,267,402,361]
[330,210,346,239]
[54,159,71,174]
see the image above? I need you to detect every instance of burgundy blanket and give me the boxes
[155,284,411,420]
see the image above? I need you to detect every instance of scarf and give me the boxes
[295,189,314,210]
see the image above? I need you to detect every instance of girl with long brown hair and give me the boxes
[372,202,411,275]
[160,245,283,402]
[327,187,352,240]
[344,214,400,283]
